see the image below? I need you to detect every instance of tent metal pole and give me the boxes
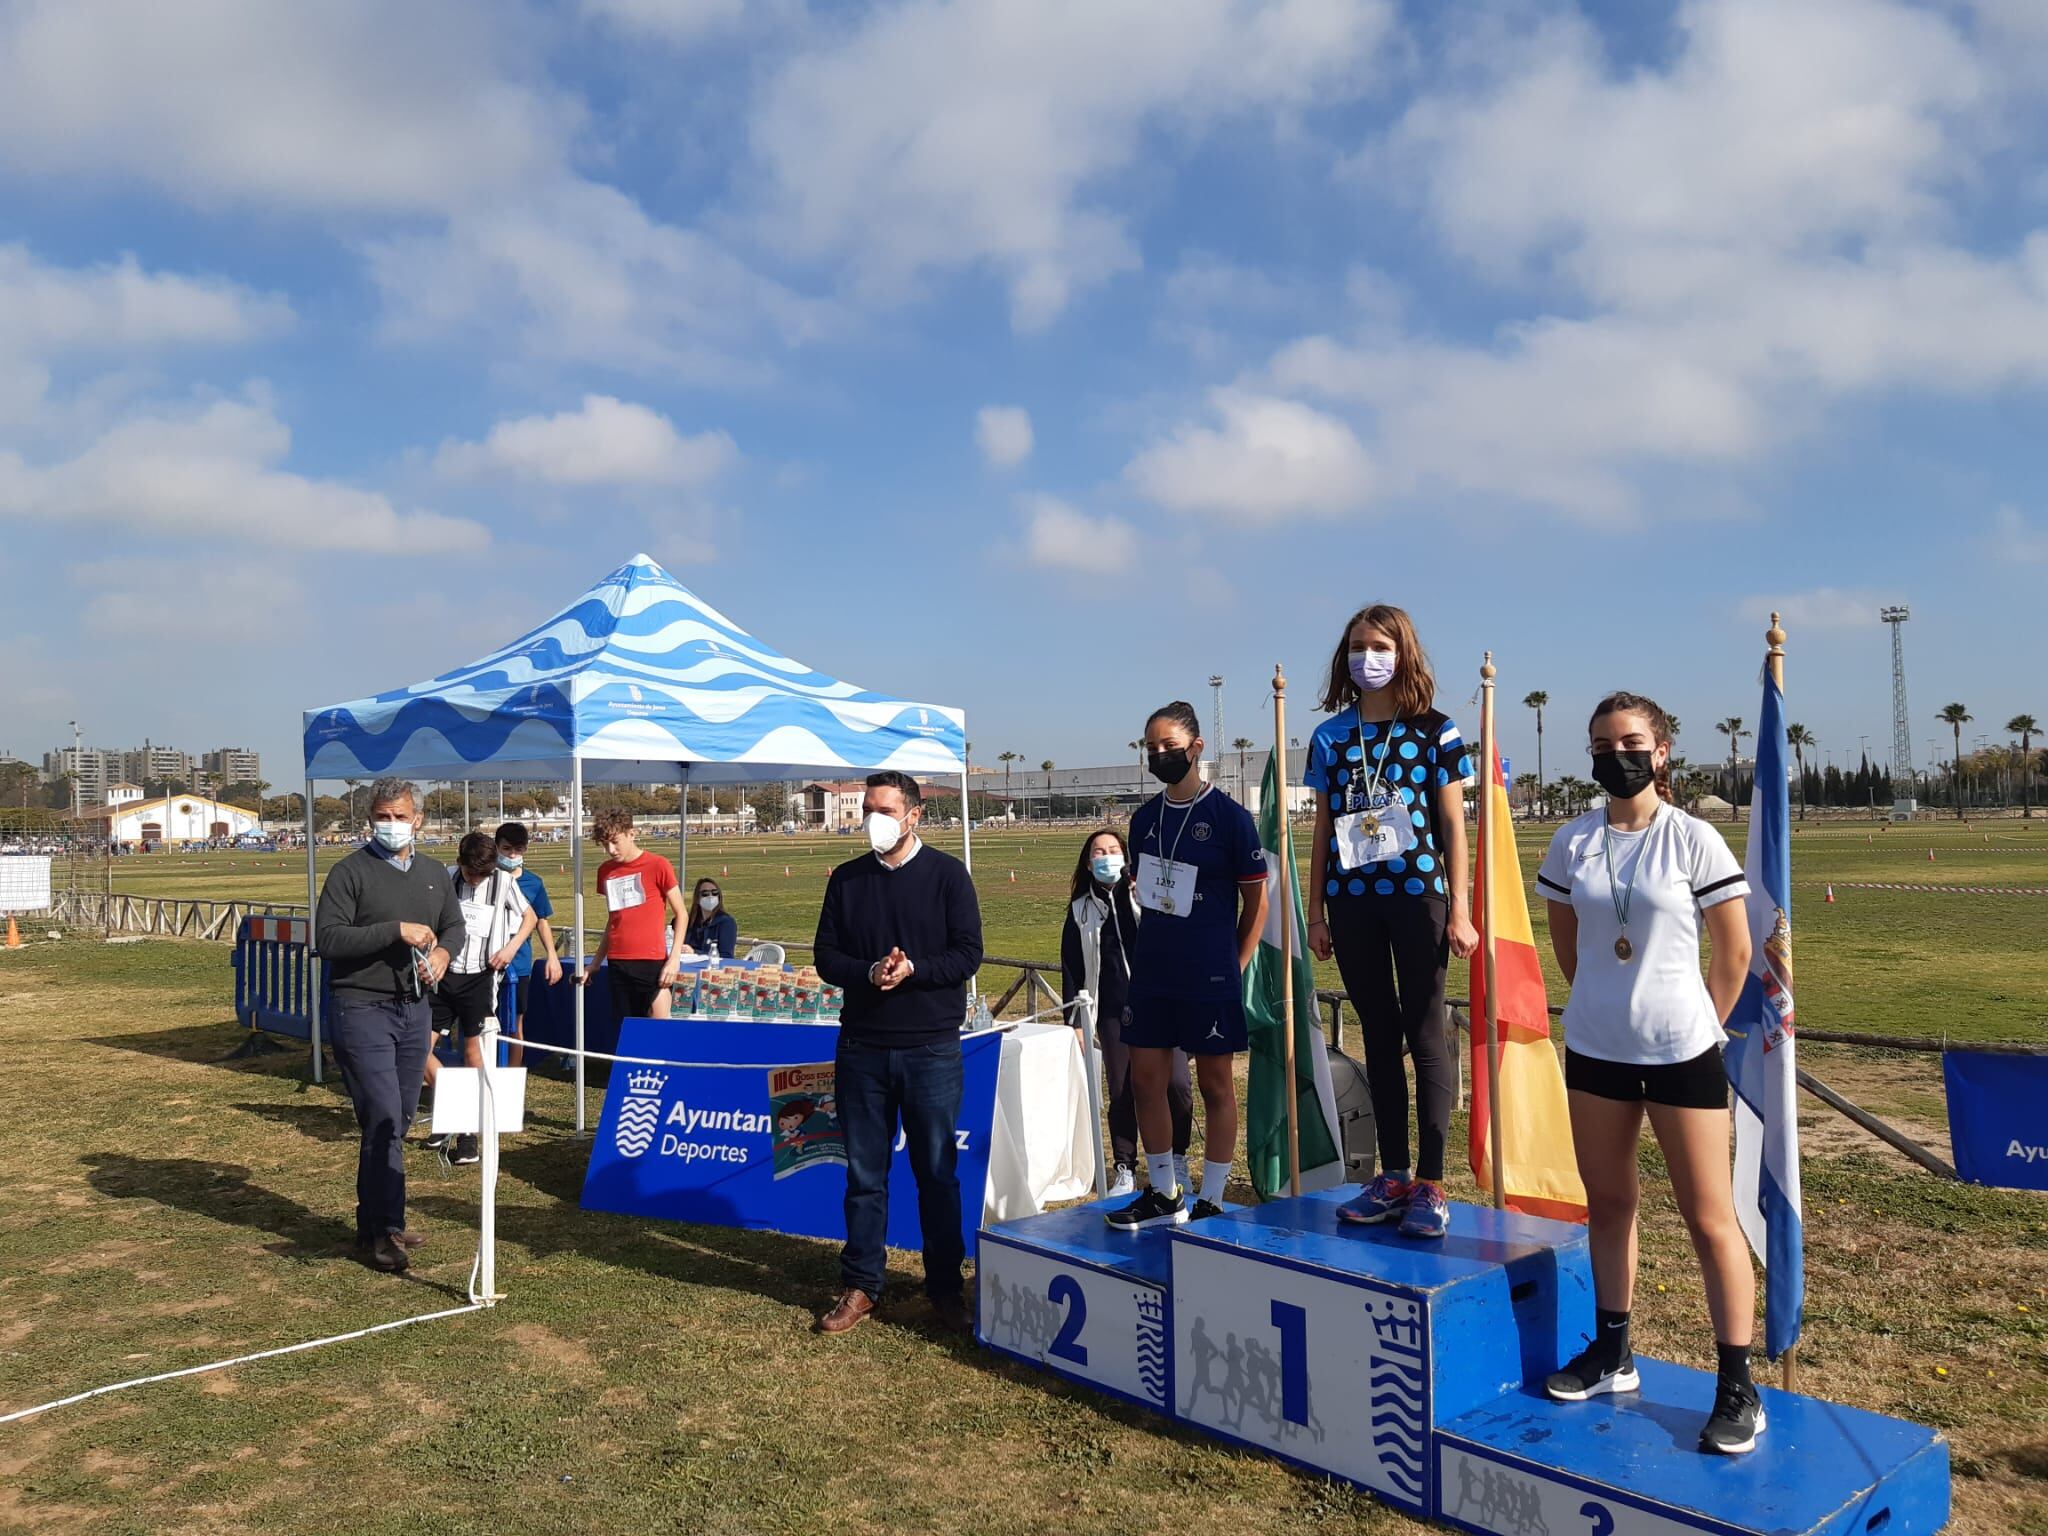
[305,777,322,1084]
[679,767,689,893]
[463,780,470,833]
[571,758,586,1132]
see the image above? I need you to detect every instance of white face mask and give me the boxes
[372,819,414,851]
[697,894,719,912]
[1348,648,1398,693]
[498,853,524,871]
[865,811,904,854]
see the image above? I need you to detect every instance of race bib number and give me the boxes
[605,872,646,911]
[458,898,494,968]
[1135,853,1197,917]
[1334,803,1417,868]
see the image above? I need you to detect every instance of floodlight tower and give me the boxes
[1208,675,1224,781]
[1881,606,1916,819]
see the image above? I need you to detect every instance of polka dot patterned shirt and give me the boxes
[1303,707,1473,901]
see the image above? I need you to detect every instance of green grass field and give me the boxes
[0,819,2041,1533]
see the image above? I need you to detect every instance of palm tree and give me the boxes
[1666,712,1682,741]
[1716,718,1750,818]
[1041,759,1055,821]
[1938,704,1971,818]
[1784,724,1815,821]
[2008,714,2039,818]
[1523,691,1548,815]
[1512,771,1540,814]
[1231,736,1255,801]
[998,751,1020,814]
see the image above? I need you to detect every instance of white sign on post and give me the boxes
[429,1068,529,1135]
[0,856,53,914]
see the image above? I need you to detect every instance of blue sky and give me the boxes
[4,0,2047,788]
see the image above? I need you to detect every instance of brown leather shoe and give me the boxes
[816,1288,875,1335]
[391,1230,427,1251]
[929,1292,973,1334]
[360,1235,409,1273]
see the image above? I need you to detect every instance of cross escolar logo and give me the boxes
[616,1069,667,1158]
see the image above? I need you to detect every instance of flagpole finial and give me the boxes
[1273,662,1286,699]
[1767,613,1786,688]
[1481,651,1496,684]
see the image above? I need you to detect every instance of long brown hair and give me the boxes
[1588,691,1677,805]
[1069,827,1134,904]
[1316,604,1436,720]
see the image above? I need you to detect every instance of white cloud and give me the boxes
[1223,0,2048,520]
[1020,494,1136,572]
[0,244,291,424]
[1737,589,1891,632]
[748,0,1395,329]
[436,395,736,488]
[0,1,567,215]
[975,406,1034,469]
[0,391,486,553]
[581,0,755,45]
[1125,388,1373,521]
[1989,505,2048,564]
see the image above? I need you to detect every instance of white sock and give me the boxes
[1145,1152,1178,1197]
[1201,1159,1232,1206]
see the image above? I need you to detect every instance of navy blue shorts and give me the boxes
[1122,991,1248,1056]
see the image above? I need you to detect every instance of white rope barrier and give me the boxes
[0,1303,486,1426]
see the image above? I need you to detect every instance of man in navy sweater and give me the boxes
[812,770,984,1335]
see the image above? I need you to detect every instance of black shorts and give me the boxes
[1565,1046,1728,1110]
[1122,991,1248,1056]
[430,968,500,1039]
[509,974,530,1029]
[609,958,666,1023]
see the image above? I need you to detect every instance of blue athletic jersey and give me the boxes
[1126,785,1265,1000]
[1303,707,1473,901]
[507,869,554,980]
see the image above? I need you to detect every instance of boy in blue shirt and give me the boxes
[494,821,562,1068]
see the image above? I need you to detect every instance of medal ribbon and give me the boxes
[1601,813,1654,950]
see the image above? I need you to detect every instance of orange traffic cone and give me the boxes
[1825,885,1836,904]
[4,915,19,948]
[722,864,729,875]
[1929,847,1936,863]
[1009,870,1017,882]
[784,865,791,877]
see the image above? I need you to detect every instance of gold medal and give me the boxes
[1363,814,1380,837]
[1160,893,1177,915]
[1614,935,1634,963]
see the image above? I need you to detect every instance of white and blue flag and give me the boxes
[1722,666,1805,1360]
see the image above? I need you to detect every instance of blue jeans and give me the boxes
[329,994,431,1240]
[836,1036,965,1303]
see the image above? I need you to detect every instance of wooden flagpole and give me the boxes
[1768,612,1799,1396]
[1478,653,1507,1210]
[1274,664,1301,1198]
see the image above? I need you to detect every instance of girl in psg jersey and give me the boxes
[1304,604,1476,1240]
[1104,701,1268,1231]
[1536,692,1760,1456]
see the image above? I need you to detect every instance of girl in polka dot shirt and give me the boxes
[1303,604,1477,1239]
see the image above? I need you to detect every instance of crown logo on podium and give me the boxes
[626,1069,667,1097]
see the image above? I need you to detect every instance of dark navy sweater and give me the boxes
[813,844,984,1047]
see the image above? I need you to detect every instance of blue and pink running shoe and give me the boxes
[1337,1172,1414,1224]
[1397,1180,1450,1239]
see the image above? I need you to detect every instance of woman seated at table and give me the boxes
[684,877,740,961]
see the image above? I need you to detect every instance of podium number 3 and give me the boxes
[1047,1276,1088,1365]
[1579,1502,1614,1536]
[1270,1301,1309,1425]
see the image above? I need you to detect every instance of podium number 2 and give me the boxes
[1579,1502,1614,1536]
[1270,1300,1309,1425]
[1047,1276,1088,1365]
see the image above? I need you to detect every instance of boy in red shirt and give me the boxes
[580,807,691,1024]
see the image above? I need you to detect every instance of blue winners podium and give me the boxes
[978,1191,1949,1534]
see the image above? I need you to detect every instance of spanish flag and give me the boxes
[1469,747,1586,1221]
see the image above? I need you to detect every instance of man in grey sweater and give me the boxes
[315,776,463,1272]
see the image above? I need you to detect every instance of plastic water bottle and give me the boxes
[970,995,995,1033]
[708,938,720,963]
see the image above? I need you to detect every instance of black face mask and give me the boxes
[1591,750,1657,800]
[1147,747,1194,784]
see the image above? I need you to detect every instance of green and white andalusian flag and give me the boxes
[1245,750,1344,1198]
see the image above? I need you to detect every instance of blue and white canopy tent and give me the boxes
[300,553,971,1123]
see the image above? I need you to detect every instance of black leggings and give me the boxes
[1100,1002,1192,1167]
[1327,897,1453,1181]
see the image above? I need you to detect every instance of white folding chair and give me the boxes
[744,941,786,966]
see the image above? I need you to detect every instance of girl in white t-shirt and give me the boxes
[1535,692,1762,1455]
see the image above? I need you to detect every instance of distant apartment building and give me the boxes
[42,746,118,807]
[202,747,262,787]
[118,744,197,787]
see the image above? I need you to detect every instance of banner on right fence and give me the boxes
[1944,1051,2048,1190]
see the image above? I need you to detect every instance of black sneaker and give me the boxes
[1104,1186,1187,1230]
[1188,1198,1226,1222]
[423,1132,450,1153]
[1544,1341,1641,1402]
[1699,1380,1767,1454]
[450,1134,481,1167]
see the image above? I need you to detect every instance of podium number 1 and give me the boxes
[1047,1276,1088,1366]
[1270,1300,1309,1425]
